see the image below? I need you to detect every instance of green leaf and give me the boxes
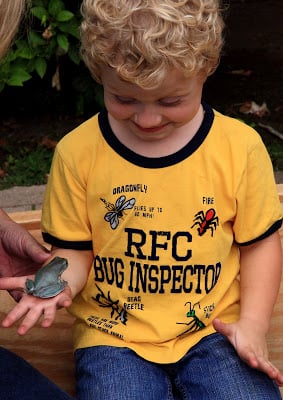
[32,0,45,7]
[7,68,31,86]
[57,34,69,52]
[58,19,80,39]
[48,0,65,16]
[31,6,49,21]
[35,58,47,78]
[68,45,81,65]
[16,44,34,60]
[28,31,47,47]
[56,10,74,22]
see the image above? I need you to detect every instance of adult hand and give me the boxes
[0,209,50,301]
[213,318,283,387]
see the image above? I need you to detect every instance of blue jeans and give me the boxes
[0,347,74,400]
[75,333,282,400]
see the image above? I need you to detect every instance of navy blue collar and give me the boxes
[98,101,214,168]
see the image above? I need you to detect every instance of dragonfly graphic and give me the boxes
[101,195,136,229]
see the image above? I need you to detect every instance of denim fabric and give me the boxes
[75,333,282,400]
[0,347,74,400]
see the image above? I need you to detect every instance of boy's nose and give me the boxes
[133,105,163,128]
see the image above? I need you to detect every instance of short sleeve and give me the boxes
[41,145,92,249]
[233,138,282,245]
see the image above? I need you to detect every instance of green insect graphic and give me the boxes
[177,301,205,335]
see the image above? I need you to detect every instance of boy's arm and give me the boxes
[0,248,93,335]
[50,247,93,299]
[239,230,282,336]
[213,230,283,386]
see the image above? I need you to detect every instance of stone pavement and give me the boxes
[0,185,46,213]
[1,170,283,214]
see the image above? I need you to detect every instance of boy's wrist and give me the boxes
[239,315,270,335]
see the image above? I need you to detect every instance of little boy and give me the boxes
[2,1,283,399]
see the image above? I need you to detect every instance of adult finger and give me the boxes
[0,276,30,290]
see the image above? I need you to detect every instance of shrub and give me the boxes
[0,0,81,88]
[0,0,103,115]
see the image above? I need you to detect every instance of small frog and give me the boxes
[25,256,68,298]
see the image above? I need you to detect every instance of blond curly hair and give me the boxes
[0,0,26,59]
[80,0,224,89]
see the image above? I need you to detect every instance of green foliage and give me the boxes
[0,0,82,92]
[0,146,53,189]
[265,143,283,171]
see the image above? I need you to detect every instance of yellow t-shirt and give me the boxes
[42,103,282,363]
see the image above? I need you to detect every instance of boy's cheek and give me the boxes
[105,101,133,121]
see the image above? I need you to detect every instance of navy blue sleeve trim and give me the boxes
[237,219,282,247]
[42,232,93,251]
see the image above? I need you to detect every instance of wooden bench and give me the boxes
[1,186,283,397]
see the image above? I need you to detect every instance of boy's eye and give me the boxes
[158,97,182,107]
[115,96,137,104]
[114,95,182,107]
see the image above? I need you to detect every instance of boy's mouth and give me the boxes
[133,122,169,134]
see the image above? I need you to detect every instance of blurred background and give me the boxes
[0,0,282,189]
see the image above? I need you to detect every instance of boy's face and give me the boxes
[100,66,205,145]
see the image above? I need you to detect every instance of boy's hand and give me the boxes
[0,275,72,335]
[213,318,283,387]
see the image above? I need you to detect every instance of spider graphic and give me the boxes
[191,208,219,237]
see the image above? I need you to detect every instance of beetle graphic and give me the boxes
[191,208,219,237]
[101,195,136,229]
[92,284,128,325]
[177,301,205,335]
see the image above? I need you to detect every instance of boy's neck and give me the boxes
[108,104,205,158]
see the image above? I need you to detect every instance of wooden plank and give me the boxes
[277,183,283,203]
[8,209,41,231]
